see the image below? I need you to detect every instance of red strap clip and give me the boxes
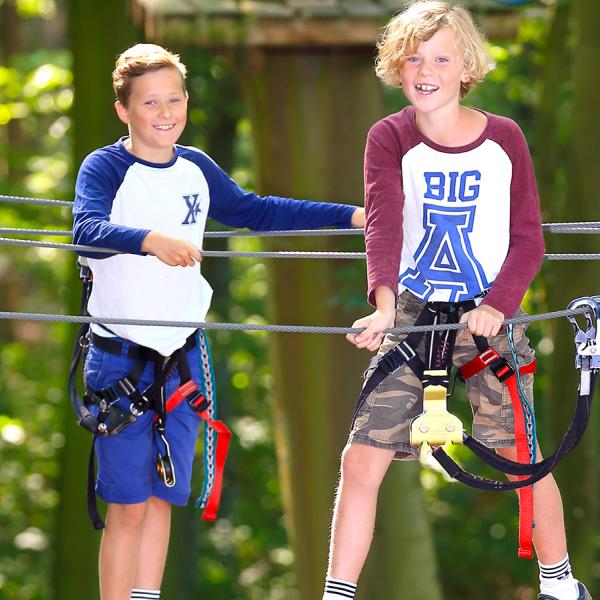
[166,380,198,413]
[460,348,501,380]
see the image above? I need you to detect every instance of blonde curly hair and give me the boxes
[112,43,187,106]
[375,1,495,97]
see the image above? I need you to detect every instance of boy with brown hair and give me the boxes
[73,43,365,600]
[322,2,591,599]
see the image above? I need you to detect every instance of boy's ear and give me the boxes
[115,100,129,125]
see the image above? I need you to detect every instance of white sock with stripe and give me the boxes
[131,590,160,600]
[323,577,357,599]
[539,555,579,599]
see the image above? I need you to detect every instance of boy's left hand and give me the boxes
[351,207,365,228]
[459,304,504,338]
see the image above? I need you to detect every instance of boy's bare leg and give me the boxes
[328,444,396,581]
[99,502,149,600]
[496,446,567,563]
[133,496,172,590]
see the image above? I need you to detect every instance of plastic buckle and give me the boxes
[489,357,515,383]
[479,348,500,366]
[187,390,208,415]
[381,345,411,375]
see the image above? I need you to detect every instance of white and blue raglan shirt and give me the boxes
[364,107,545,318]
[73,139,356,356]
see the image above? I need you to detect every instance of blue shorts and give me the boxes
[84,335,204,506]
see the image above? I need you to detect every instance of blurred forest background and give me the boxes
[0,0,598,599]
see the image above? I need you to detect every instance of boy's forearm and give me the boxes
[73,213,150,257]
[374,286,396,313]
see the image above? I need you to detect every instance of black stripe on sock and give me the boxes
[325,579,357,598]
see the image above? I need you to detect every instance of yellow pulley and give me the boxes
[410,370,463,458]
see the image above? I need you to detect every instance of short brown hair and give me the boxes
[375,1,495,97]
[112,43,188,106]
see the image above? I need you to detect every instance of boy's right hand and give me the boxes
[141,231,202,267]
[346,308,395,352]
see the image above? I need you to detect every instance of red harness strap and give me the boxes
[460,349,537,559]
[166,382,232,522]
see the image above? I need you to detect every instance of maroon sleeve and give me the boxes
[364,119,405,306]
[481,119,545,317]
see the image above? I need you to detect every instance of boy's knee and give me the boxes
[106,502,148,532]
[340,444,391,487]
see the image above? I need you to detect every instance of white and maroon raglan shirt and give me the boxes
[364,106,545,319]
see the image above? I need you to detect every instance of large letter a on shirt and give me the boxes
[399,204,490,301]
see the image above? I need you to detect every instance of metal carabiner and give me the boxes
[567,296,600,341]
[567,297,600,397]
[155,432,176,488]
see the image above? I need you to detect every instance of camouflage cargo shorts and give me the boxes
[349,291,536,460]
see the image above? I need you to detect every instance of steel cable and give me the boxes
[0,305,589,335]
[1,236,598,261]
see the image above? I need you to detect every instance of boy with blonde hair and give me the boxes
[73,43,364,600]
[322,2,590,599]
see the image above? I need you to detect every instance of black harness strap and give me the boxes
[354,297,597,493]
[83,333,199,529]
[432,373,595,488]
[352,300,474,426]
[352,304,443,426]
[68,263,99,433]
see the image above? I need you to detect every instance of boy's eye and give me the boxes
[144,100,156,106]
[169,97,181,103]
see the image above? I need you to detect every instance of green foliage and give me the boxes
[0,8,72,598]
[0,4,585,599]
[0,48,72,196]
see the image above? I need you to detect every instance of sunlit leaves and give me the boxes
[15,0,56,19]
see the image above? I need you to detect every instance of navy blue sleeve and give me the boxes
[182,149,356,230]
[72,150,150,258]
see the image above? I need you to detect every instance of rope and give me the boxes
[1,224,600,238]
[544,222,600,234]
[0,194,598,235]
[0,227,363,238]
[0,237,363,260]
[0,306,588,335]
[0,194,72,207]
[1,236,598,261]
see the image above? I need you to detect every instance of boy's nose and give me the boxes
[418,60,434,76]
[158,103,171,117]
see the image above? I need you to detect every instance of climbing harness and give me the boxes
[354,296,599,559]
[68,260,231,529]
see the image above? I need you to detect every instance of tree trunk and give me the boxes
[241,47,443,600]
[52,2,140,599]
[541,0,599,593]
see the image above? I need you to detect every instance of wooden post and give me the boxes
[241,47,443,600]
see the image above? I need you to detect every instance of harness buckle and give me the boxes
[380,342,416,375]
[188,390,208,415]
[488,357,515,383]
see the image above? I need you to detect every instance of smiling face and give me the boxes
[399,27,469,119]
[115,66,188,163]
